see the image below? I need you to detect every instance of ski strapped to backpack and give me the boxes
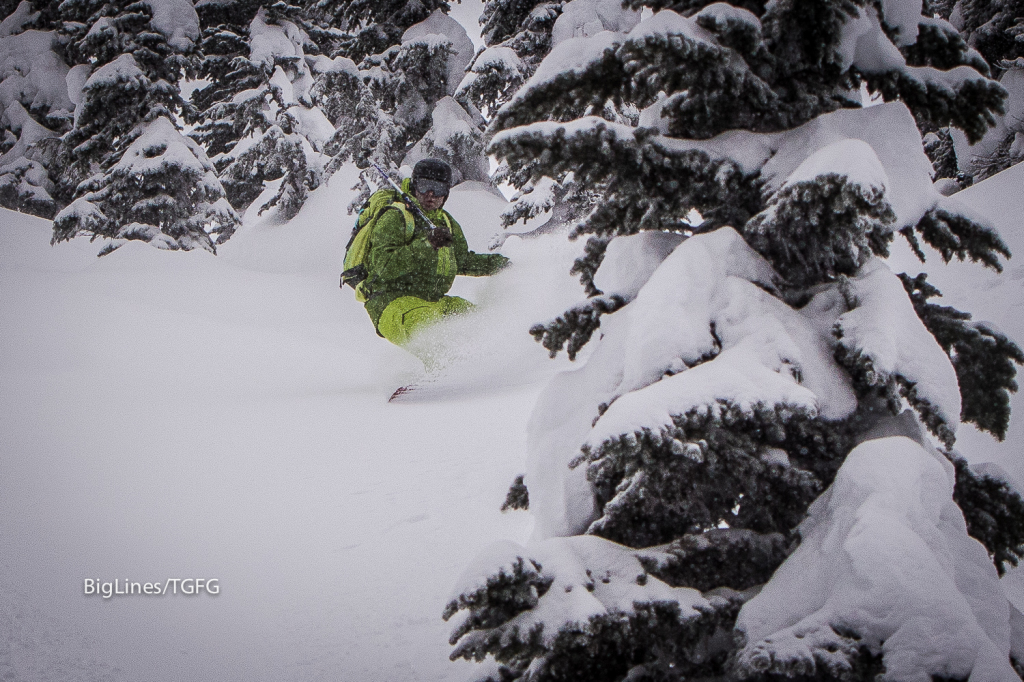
[340,162,454,302]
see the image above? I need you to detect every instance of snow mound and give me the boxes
[737,436,1019,681]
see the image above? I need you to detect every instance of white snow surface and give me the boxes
[588,228,858,443]
[249,8,308,70]
[113,116,217,178]
[879,0,923,45]
[83,52,144,86]
[839,5,908,73]
[0,162,589,681]
[505,31,619,110]
[403,96,489,183]
[591,230,685,300]
[781,137,889,191]
[694,3,762,32]
[737,436,1018,681]
[624,8,717,45]
[0,1,34,37]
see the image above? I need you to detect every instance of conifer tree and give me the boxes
[325,0,453,63]
[456,0,563,117]
[314,7,482,207]
[49,0,238,253]
[0,1,72,218]
[945,0,1024,182]
[188,0,335,222]
[467,0,643,242]
[445,0,1024,678]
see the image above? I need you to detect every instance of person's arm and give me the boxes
[450,214,510,276]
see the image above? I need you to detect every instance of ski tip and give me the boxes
[388,385,415,402]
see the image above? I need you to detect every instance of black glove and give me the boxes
[426,227,453,249]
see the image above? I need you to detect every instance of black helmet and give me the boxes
[412,158,452,197]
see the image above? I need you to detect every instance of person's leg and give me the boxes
[439,295,474,317]
[377,296,475,346]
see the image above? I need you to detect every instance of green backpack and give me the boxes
[341,188,416,302]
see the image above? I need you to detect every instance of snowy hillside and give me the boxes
[2,161,1024,680]
[0,165,587,681]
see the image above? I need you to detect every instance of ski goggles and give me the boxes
[413,178,449,197]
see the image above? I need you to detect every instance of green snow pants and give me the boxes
[377,295,474,346]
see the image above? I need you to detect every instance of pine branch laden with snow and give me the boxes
[744,140,897,288]
[491,117,763,241]
[56,53,157,200]
[481,0,559,48]
[833,258,962,447]
[899,271,1024,440]
[452,0,1024,676]
[951,456,1024,578]
[915,0,1024,182]
[188,0,269,157]
[953,0,1024,74]
[529,291,627,360]
[217,124,320,219]
[457,46,530,116]
[460,0,568,117]
[314,9,489,207]
[444,536,744,682]
[638,528,791,593]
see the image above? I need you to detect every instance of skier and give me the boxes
[353,158,509,348]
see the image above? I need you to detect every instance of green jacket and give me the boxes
[362,197,508,328]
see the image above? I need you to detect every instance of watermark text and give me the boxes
[83,578,220,599]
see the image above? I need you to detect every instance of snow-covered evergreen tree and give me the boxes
[0,1,72,218]
[945,0,1024,182]
[455,0,563,117]
[473,0,643,244]
[189,1,335,222]
[326,0,452,63]
[314,8,484,207]
[50,0,238,253]
[445,0,1024,678]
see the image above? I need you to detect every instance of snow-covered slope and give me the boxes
[0,166,585,681]
[2,153,1023,679]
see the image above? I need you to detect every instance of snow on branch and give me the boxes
[834,259,961,445]
[444,535,728,680]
